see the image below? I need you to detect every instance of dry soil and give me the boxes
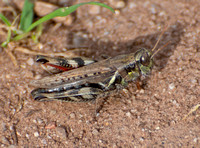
[0,0,199,147]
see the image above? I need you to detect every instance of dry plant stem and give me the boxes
[51,23,62,32]
[0,24,21,34]
[15,47,76,57]
[5,49,18,66]
[0,24,18,67]
[4,45,76,67]
[183,103,200,120]
[0,25,8,35]
[0,6,17,16]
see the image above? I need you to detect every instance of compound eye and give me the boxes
[140,52,150,66]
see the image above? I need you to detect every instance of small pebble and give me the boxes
[109,0,126,9]
[92,129,99,135]
[34,74,42,80]
[34,132,39,137]
[78,120,83,123]
[6,74,10,79]
[193,138,198,143]
[126,112,131,117]
[140,89,144,94]
[20,64,26,69]
[141,128,145,132]
[69,113,75,118]
[156,126,160,130]
[37,118,43,124]
[151,6,157,14]
[88,5,100,15]
[191,79,197,84]
[27,58,34,66]
[131,95,136,100]
[140,137,144,141]
[47,135,52,139]
[112,46,118,50]
[41,139,47,145]
[33,119,37,123]
[155,101,159,105]
[34,1,73,26]
[159,11,166,16]
[63,15,73,26]
[9,126,13,130]
[115,1,125,8]
[25,133,29,139]
[169,83,175,90]
[45,122,56,129]
[104,122,109,126]
[129,2,137,8]
[115,10,120,15]
[56,126,67,140]
[131,109,136,113]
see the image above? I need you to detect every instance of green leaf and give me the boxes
[25,2,115,32]
[0,13,11,26]
[20,0,34,31]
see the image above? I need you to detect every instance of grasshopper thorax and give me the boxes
[134,48,153,76]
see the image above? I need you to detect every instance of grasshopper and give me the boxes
[31,28,168,102]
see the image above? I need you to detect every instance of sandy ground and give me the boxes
[0,0,199,147]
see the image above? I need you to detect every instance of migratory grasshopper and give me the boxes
[31,28,168,102]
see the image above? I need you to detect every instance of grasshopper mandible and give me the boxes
[31,28,168,102]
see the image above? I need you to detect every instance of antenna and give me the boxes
[151,41,171,59]
[152,25,168,52]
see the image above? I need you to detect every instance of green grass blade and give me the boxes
[31,23,43,43]
[26,2,114,32]
[0,13,11,26]
[20,0,34,31]
[12,32,31,41]
[1,27,12,47]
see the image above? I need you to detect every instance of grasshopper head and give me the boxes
[134,48,153,76]
[134,26,169,76]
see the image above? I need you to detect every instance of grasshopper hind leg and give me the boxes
[31,87,103,102]
[36,55,97,72]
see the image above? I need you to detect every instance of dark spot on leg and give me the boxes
[35,55,49,63]
[72,57,85,66]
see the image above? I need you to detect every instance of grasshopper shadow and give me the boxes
[67,21,185,71]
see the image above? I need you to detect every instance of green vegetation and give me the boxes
[0,0,115,47]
